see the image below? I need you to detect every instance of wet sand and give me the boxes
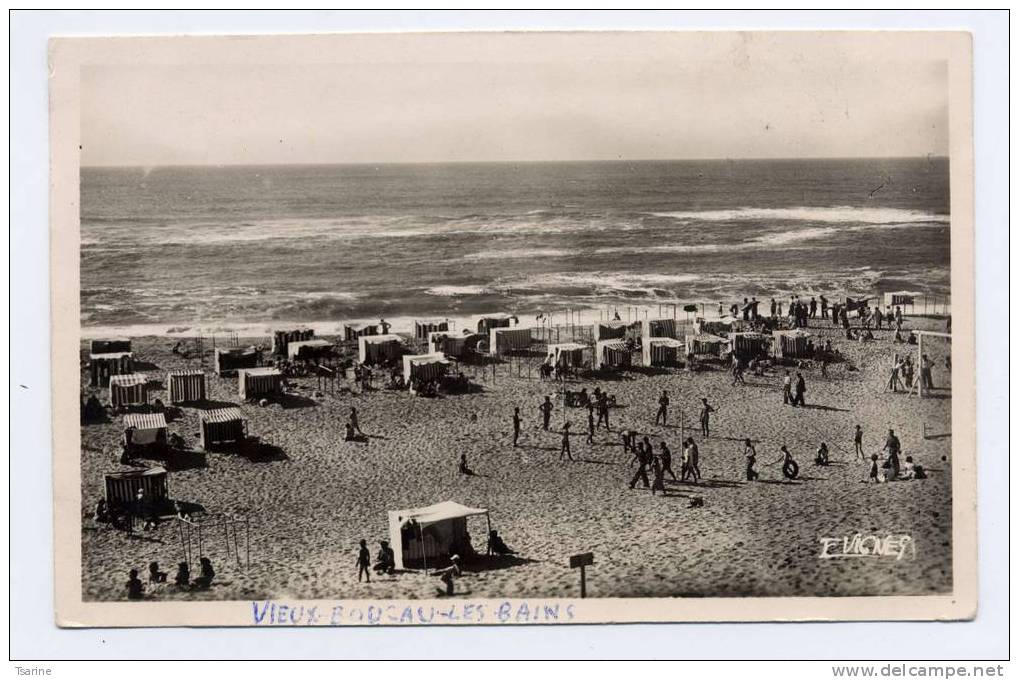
[80,316,953,602]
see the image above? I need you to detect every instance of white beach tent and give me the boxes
[488,327,532,356]
[387,501,490,570]
[402,352,451,384]
[358,334,403,364]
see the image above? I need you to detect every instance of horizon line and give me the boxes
[81,154,949,170]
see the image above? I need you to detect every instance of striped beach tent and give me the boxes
[547,342,588,368]
[238,367,283,400]
[685,332,728,357]
[123,411,168,447]
[167,369,206,404]
[358,334,404,364]
[199,407,246,450]
[109,373,148,408]
[414,319,449,340]
[89,351,134,387]
[773,329,813,359]
[272,328,314,357]
[730,332,771,360]
[488,327,532,355]
[104,466,169,511]
[592,321,628,343]
[596,339,631,369]
[402,353,451,384]
[646,337,686,367]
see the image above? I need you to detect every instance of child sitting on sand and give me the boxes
[814,442,830,466]
[458,454,474,476]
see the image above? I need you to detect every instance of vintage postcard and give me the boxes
[50,30,976,627]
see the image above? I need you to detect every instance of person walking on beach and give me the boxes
[820,295,829,320]
[356,539,371,583]
[539,396,553,431]
[687,438,702,482]
[792,372,807,407]
[659,441,677,480]
[597,393,611,431]
[586,406,595,445]
[770,445,799,481]
[868,453,880,483]
[699,398,715,437]
[809,297,818,319]
[731,358,745,385]
[782,371,793,405]
[875,306,884,329]
[560,422,573,461]
[921,353,935,390]
[854,425,865,461]
[512,407,521,447]
[883,429,902,480]
[770,298,777,318]
[629,442,651,489]
[744,439,759,481]
[350,407,363,436]
[655,390,669,425]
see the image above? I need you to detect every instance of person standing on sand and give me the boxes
[655,390,669,425]
[560,422,573,461]
[744,439,758,481]
[539,396,553,431]
[782,371,793,405]
[651,455,666,496]
[883,429,901,480]
[350,407,363,435]
[888,355,903,392]
[810,297,818,319]
[660,441,677,480]
[820,295,829,320]
[732,358,745,385]
[597,393,611,431]
[699,398,715,437]
[854,425,865,460]
[793,372,807,407]
[770,298,777,318]
[869,454,880,482]
[356,539,371,583]
[629,442,651,489]
[770,445,799,480]
[586,407,595,444]
[512,407,521,447]
[687,437,702,482]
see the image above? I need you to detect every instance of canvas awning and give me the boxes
[91,351,133,361]
[123,412,167,432]
[200,407,245,424]
[649,337,685,348]
[287,339,333,360]
[105,465,167,481]
[109,373,147,388]
[391,500,488,528]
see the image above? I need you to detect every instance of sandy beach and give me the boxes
[79,315,953,602]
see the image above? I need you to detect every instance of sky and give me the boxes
[80,37,950,166]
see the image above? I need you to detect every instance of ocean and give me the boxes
[80,158,951,336]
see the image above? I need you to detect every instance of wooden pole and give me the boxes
[580,565,587,598]
[918,332,924,398]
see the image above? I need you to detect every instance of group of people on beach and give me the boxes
[125,557,215,601]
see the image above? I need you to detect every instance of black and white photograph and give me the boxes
[47,28,977,628]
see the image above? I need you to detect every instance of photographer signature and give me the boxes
[818,533,915,561]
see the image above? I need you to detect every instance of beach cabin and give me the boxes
[773,329,814,359]
[640,317,681,366]
[592,321,628,343]
[166,369,206,404]
[488,327,532,356]
[122,412,168,453]
[199,407,247,450]
[343,320,392,342]
[476,313,518,335]
[387,500,491,570]
[272,328,314,357]
[90,338,132,355]
[414,319,449,340]
[596,339,631,369]
[685,332,728,358]
[402,352,451,384]
[358,334,404,365]
[287,339,334,361]
[546,342,589,369]
[89,351,134,387]
[695,316,737,337]
[644,338,686,367]
[108,374,148,409]
[238,367,283,400]
[104,466,170,515]
[730,332,771,361]
[214,347,260,376]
